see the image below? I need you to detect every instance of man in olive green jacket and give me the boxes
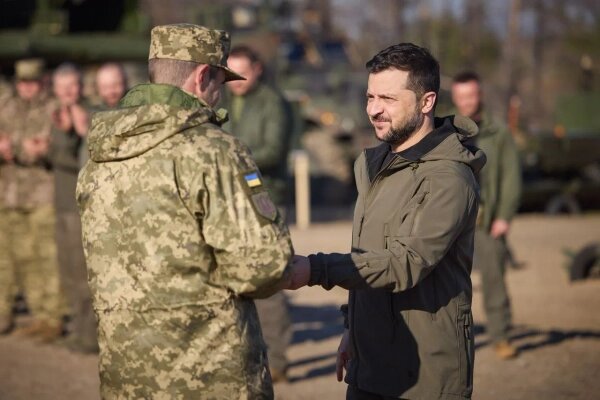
[291,44,485,399]
[222,45,293,381]
[451,71,522,359]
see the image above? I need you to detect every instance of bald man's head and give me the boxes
[96,63,128,108]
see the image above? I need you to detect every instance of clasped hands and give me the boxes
[281,255,311,290]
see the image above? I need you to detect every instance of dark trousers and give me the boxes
[56,211,98,350]
[255,291,291,372]
[474,229,512,342]
[347,386,407,400]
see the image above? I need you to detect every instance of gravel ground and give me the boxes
[0,214,599,400]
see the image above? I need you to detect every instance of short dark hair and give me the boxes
[229,45,262,65]
[453,71,480,84]
[366,43,440,99]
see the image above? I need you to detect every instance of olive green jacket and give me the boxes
[222,83,292,205]
[77,83,293,399]
[475,112,522,232]
[309,116,486,399]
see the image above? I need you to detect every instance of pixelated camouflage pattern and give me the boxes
[148,24,245,82]
[0,93,55,209]
[15,58,45,81]
[77,83,292,399]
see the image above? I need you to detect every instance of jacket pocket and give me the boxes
[457,304,474,396]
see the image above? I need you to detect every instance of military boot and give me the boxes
[0,314,13,334]
[493,340,518,359]
[34,321,63,343]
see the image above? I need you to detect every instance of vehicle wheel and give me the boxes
[545,194,581,215]
[569,243,600,281]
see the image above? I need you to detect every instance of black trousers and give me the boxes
[346,386,407,400]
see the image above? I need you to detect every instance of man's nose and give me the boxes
[367,100,383,118]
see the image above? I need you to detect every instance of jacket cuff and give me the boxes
[308,253,325,287]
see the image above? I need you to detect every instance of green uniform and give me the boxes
[223,82,293,374]
[308,116,486,399]
[222,82,292,205]
[473,111,522,343]
[77,83,293,399]
[49,100,98,351]
[0,92,63,327]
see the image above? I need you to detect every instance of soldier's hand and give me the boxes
[336,329,352,382]
[53,106,73,132]
[0,135,13,162]
[285,255,311,290]
[70,104,89,137]
[491,219,510,239]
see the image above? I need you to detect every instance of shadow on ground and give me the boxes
[288,303,344,382]
[474,324,600,353]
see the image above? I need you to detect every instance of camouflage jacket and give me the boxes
[0,92,54,209]
[76,83,293,399]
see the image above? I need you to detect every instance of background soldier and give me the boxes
[451,71,522,359]
[0,59,63,341]
[49,63,97,353]
[77,24,297,399]
[79,62,128,166]
[222,45,293,382]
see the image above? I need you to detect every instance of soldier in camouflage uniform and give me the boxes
[0,59,63,340]
[77,24,294,399]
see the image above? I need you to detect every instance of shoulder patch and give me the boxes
[251,192,277,221]
[244,172,263,188]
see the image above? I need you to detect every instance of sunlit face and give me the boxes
[451,80,481,119]
[16,80,43,101]
[53,73,82,106]
[96,67,126,108]
[226,55,261,96]
[366,68,424,145]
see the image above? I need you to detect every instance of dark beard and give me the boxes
[380,107,424,147]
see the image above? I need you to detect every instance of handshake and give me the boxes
[281,255,311,290]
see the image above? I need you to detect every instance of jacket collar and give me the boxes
[365,117,456,181]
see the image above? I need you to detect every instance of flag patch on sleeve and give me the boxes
[244,172,262,188]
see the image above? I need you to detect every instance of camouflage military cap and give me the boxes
[149,24,245,82]
[15,58,45,81]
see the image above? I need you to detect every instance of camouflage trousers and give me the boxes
[473,229,512,342]
[0,206,63,325]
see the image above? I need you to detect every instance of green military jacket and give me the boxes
[76,83,293,400]
[222,83,292,205]
[475,111,522,232]
[309,116,486,399]
[0,92,54,210]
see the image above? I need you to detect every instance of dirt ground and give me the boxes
[1,214,599,400]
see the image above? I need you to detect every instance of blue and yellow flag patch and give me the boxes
[244,172,262,188]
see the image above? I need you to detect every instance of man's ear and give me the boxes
[421,91,437,114]
[194,64,211,92]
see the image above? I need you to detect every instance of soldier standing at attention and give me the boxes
[77,24,297,399]
[451,71,522,359]
[0,59,63,341]
[49,63,97,353]
[223,45,293,382]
